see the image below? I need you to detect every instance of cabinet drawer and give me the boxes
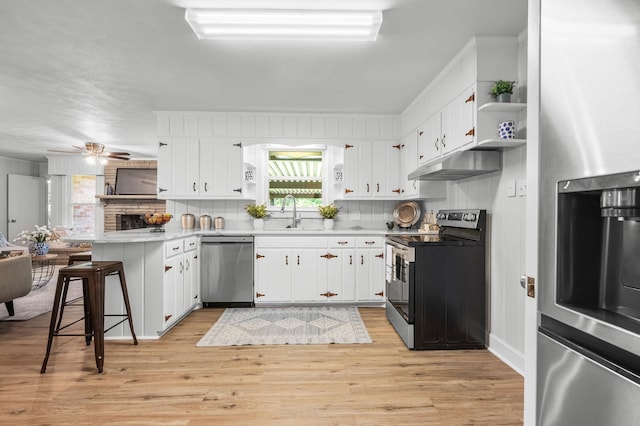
[328,237,355,248]
[255,236,328,248]
[165,240,184,258]
[356,236,383,248]
[183,236,199,252]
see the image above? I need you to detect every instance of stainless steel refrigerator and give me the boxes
[538,0,640,424]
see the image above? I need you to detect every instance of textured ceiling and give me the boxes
[0,0,527,162]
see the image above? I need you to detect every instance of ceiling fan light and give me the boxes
[185,8,383,41]
[86,156,96,165]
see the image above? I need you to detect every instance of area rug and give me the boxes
[196,306,372,347]
[0,267,82,321]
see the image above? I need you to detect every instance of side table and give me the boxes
[31,254,59,289]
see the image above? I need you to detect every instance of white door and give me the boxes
[7,174,46,241]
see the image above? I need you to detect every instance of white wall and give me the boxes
[0,155,43,236]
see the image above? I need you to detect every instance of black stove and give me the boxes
[387,209,486,246]
[385,209,487,350]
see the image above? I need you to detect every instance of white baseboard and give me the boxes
[488,333,525,376]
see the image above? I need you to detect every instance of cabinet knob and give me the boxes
[159,142,168,147]
[392,144,402,150]
[345,188,354,194]
[256,292,265,298]
[418,131,424,136]
[465,128,475,137]
[233,142,243,148]
[419,155,424,159]
[375,291,384,297]
[465,93,475,103]
[345,144,354,149]
[164,314,173,321]
[256,254,265,259]
[164,265,172,272]
[375,253,384,259]
[392,189,402,194]
[158,188,167,193]
[233,188,242,193]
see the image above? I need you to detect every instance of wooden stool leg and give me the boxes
[41,275,68,374]
[82,277,92,346]
[54,277,72,331]
[117,266,138,345]
[88,272,105,373]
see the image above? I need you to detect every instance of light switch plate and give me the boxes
[507,180,516,197]
[517,180,527,197]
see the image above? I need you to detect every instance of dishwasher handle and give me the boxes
[201,236,253,244]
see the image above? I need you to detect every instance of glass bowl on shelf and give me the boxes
[143,213,172,232]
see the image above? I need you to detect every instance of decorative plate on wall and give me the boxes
[393,201,421,228]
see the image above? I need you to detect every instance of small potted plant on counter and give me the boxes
[490,80,515,103]
[318,204,339,230]
[245,203,268,230]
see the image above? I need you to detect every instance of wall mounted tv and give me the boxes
[114,168,157,195]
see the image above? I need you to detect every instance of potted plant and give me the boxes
[245,203,268,229]
[318,204,339,230]
[489,80,515,103]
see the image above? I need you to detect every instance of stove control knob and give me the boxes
[463,213,477,221]
[436,212,447,220]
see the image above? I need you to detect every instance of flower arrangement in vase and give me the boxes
[318,204,339,230]
[13,225,58,256]
[245,203,268,229]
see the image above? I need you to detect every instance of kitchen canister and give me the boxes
[498,120,516,140]
[214,216,225,230]
[199,214,212,230]
[181,213,195,229]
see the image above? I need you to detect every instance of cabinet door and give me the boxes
[424,113,442,162]
[342,142,361,198]
[255,249,293,302]
[416,124,428,165]
[292,249,324,302]
[157,139,172,197]
[163,255,180,327]
[183,250,199,310]
[355,249,385,302]
[199,139,215,196]
[184,137,200,196]
[374,141,402,197]
[326,249,356,301]
[211,139,244,198]
[440,104,454,155]
[402,133,418,197]
[170,137,189,197]
[450,87,476,152]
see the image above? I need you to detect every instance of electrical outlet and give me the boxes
[517,180,527,197]
[507,180,516,197]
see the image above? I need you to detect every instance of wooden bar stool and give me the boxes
[54,251,93,329]
[41,261,138,373]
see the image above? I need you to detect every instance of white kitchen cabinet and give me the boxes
[448,85,477,153]
[254,235,382,305]
[342,140,402,199]
[355,237,385,302]
[401,133,447,200]
[420,104,452,163]
[157,138,245,199]
[162,236,200,329]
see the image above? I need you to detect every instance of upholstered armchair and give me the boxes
[0,254,32,316]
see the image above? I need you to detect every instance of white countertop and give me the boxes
[62,227,420,244]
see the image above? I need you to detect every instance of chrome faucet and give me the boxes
[280,194,299,228]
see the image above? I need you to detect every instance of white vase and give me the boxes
[253,218,264,230]
[324,218,335,230]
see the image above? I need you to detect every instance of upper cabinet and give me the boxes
[339,140,403,199]
[401,35,524,169]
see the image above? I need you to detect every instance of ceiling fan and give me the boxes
[48,142,131,163]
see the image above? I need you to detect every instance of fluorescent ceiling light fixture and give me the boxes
[185,9,383,41]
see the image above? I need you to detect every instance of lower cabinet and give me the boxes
[254,235,384,304]
[162,236,199,329]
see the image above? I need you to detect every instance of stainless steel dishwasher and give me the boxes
[200,235,254,307]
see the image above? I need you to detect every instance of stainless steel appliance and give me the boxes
[386,209,487,349]
[538,0,640,423]
[200,235,254,307]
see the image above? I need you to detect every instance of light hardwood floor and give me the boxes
[0,306,523,425]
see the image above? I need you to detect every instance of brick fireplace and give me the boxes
[99,160,166,232]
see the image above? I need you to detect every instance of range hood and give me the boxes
[408,151,502,181]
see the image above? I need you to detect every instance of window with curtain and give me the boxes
[71,175,96,233]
